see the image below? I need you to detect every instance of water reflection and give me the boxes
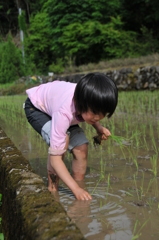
[59,184,132,240]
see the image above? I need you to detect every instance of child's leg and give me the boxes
[47,155,59,192]
[68,125,89,181]
[71,143,88,181]
[47,134,69,192]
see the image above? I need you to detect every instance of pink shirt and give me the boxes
[26,81,81,155]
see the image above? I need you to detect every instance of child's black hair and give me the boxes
[74,72,118,118]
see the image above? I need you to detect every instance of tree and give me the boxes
[0,0,18,35]
[44,0,121,60]
[0,0,43,36]
[25,12,52,73]
[0,36,25,83]
[60,17,139,65]
[120,0,159,53]
[120,0,159,34]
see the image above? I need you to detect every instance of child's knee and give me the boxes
[72,143,88,159]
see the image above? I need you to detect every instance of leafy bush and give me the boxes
[0,83,26,95]
[48,58,65,74]
[0,36,25,83]
[25,12,52,73]
[59,17,140,65]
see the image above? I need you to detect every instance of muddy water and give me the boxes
[0,94,159,240]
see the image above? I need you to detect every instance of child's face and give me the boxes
[81,110,105,124]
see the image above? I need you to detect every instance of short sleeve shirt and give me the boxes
[26,81,81,155]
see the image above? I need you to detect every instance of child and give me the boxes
[24,72,118,200]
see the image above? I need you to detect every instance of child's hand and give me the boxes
[73,187,92,200]
[93,126,111,146]
[92,122,111,141]
[100,127,111,140]
[96,126,111,140]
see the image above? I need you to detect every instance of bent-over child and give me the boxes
[24,72,118,200]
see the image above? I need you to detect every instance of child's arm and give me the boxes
[49,154,92,200]
[92,122,111,140]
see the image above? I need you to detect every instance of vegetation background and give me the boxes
[0,0,159,85]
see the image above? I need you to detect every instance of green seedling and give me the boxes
[105,173,112,196]
[110,134,126,145]
[93,134,126,147]
[131,219,149,240]
[133,173,145,201]
[91,178,102,194]
[133,157,139,171]
[150,155,158,177]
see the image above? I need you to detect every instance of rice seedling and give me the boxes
[93,133,128,147]
[91,178,103,194]
[105,173,111,196]
[150,154,158,177]
[132,157,139,171]
[110,134,126,145]
[131,219,149,240]
[91,173,112,195]
[151,136,158,155]
[143,134,149,151]
[146,178,155,195]
[133,173,145,201]
[146,177,159,199]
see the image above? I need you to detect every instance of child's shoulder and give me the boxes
[52,80,77,90]
[53,80,76,85]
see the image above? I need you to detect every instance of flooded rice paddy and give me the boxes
[0,91,159,240]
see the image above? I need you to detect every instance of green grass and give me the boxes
[0,82,15,89]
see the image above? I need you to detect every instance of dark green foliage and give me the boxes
[44,0,121,59]
[60,17,140,65]
[48,59,64,74]
[121,0,159,34]
[0,1,18,36]
[0,0,44,36]
[0,37,25,83]
[120,0,159,53]
[1,0,159,73]
[25,12,53,73]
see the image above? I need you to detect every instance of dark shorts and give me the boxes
[24,98,51,134]
[24,98,89,151]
